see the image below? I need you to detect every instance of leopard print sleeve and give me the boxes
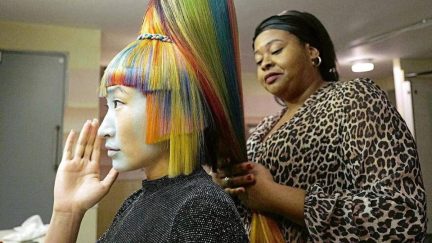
[304,78,427,242]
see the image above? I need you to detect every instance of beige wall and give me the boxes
[0,20,102,241]
[0,20,101,124]
[0,21,99,69]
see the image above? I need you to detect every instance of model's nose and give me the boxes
[98,111,115,138]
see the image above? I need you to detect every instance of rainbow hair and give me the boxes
[99,0,246,177]
[100,0,284,241]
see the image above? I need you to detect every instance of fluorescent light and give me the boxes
[351,59,374,72]
[349,17,432,49]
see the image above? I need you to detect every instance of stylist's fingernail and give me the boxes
[246,175,253,181]
[246,163,253,170]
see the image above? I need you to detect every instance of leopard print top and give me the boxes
[241,78,427,242]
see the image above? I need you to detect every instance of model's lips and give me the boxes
[106,149,120,157]
[105,145,120,157]
[264,72,283,84]
[107,150,119,157]
[105,145,120,151]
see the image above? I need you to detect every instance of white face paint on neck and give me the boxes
[98,85,169,179]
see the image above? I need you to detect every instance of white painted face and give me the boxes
[98,85,169,175]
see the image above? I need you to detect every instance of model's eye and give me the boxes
[256,59,263,66]
[113,100,124,108]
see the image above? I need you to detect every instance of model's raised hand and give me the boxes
[53,119,118,214]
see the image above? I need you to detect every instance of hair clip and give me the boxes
[137,33,172,42]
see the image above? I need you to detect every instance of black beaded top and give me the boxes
[98,168,248,242]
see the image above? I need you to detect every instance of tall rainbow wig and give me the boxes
[99,0,246,177]
[100,0,284,241]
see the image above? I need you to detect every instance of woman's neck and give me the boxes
[142,151,170,180]
[284,75,325,108]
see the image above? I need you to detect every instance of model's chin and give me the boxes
[111,157,142,172]
[111,157,129,172]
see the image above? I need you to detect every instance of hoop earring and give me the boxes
[313,56,322,67]
[274,96,286,107]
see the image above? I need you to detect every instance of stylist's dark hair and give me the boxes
[253,10,339,81]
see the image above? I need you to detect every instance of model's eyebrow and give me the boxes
[106,86,128,96]
[254,39,284,55]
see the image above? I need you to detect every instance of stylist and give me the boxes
[215,10,427,242]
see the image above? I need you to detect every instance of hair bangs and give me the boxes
[99,39,184,96]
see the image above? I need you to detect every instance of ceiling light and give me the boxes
[351,59,374,72]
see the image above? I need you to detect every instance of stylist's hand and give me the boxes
[53,119,118,215]
[212,161,256,195]
[236,163,276,212]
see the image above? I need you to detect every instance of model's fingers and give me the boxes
[74,120,91,158]
[63,130,76,160]
[91,119,102,163]
[84,119,98,159]
[91,136,102,162]
[101,168,119,190]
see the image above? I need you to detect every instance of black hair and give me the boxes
[253,10,339,81]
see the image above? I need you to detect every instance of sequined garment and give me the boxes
[238,78,426,242]
[98,169,248,242]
